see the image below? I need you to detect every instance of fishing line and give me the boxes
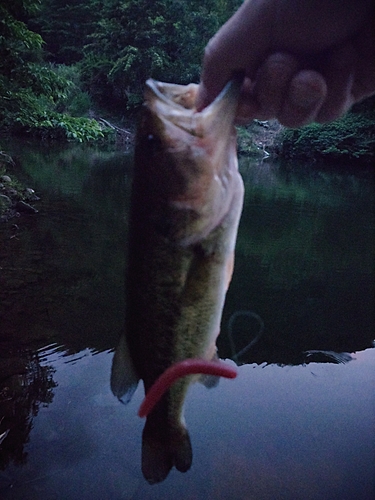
[227,310,264,363]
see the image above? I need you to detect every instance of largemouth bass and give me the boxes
[111,76,244,483]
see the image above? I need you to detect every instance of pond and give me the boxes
[1,141,374,500]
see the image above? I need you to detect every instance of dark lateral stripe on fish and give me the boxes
[138,359,237,418]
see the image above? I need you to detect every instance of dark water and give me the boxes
[1,142,374,499]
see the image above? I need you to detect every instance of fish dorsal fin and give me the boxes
[110,334,139,403]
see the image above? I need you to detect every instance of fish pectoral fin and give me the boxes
[142,423,192,484]
[110,335,139,403]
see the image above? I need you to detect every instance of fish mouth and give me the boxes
[145,81,198,111]
[136,75,244,245]
[144,75,243,138]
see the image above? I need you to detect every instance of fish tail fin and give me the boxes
[142,421,192,484]
[110,334,139,403]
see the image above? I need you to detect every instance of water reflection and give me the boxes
[0,143,374,498]
[0,347,55,470]
[1,347,373,499]
[220,158,374,365]
[1,142,132,476]
[1,141,132,354]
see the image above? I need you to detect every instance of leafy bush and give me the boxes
[0,3,100,142]
[280,109,375,165]
[1,69,103,142]
[80,0,242,113]
[49,64,93,116]
[68,92,92,117]
[16,111,111,142]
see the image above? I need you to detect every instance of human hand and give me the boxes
[197,0,375,127]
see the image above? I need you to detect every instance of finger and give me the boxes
[315,43,356,123]
[252,52,299,119]
[279,70,327,127]
[196,2,271,111]
[235,77,260,124]
[235,103,260,125]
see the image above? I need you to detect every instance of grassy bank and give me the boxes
[277,100,375,166]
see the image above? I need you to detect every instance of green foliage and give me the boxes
[14,110,107,142]
[0,62,102,141]
[280,106,375,165]
[47,64,93,116]
[0,2,102,141]
[68,92,92,117]
[237,126,262,156]
[1,0,243,136]
[4,0,373,160]
[0,3,44,79]
[29,0,99,64]
[80,0,242,112]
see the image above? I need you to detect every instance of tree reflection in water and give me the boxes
[0,348,56,469]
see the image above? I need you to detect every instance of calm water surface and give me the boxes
[1,142,374,499]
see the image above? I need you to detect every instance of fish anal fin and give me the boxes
[199,349,220,388]
[199,373,220,388]
[110,334,139,402]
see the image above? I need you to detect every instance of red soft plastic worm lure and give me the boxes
[138,358,237,418]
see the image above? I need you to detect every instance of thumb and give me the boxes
[196,0,271,111]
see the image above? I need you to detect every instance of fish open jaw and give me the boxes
[144,77,242,139]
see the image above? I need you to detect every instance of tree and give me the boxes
[0,0,106,140]
[0,0,243,135]
[29,0,99,64]
[81,0,241,111]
